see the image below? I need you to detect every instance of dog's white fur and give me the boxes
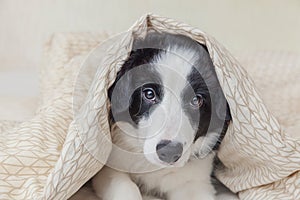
[142,47,200,167]
[93,43,217,199]
[93,154,215,200]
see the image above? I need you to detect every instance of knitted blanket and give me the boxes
[0,14,299,200]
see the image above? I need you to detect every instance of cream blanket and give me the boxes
[0,14,299,200]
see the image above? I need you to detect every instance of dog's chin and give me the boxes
[145,157,186,169]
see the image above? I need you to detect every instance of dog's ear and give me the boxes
[197,42,231,121]
[214,88,232,121]
[223,103,232,121]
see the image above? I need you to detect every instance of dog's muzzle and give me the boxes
[156,140,183,164]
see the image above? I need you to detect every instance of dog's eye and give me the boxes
[142,88,156,101]
[190,94,204,108]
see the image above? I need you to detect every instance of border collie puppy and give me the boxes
[92,32,231,200]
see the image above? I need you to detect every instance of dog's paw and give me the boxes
[93,167,142,200]
[108,181,142,200]
[94,178,143,200]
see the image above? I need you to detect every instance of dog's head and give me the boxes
[108,32,231,168]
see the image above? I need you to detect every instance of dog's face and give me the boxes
[108,33,230,168]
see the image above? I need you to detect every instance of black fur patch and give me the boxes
[108,48,163,125]
[182,67,212,142]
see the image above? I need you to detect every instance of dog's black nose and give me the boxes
[156,140,183,164]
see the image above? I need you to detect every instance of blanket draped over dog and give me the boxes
[0,14,299,200]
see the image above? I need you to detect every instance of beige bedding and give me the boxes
[0,14,299,200]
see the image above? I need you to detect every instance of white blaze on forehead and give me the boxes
[144,46,199,140]
[151,46,200,93]
[142,46,203,166]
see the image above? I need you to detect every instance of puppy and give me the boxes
[92,32,231,200]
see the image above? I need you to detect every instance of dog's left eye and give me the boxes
[142,88,156,102]
[190,94,204,108]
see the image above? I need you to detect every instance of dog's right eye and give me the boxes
[190,94,204,108]
[142,88,156,102]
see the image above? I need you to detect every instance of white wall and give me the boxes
[0,0,300,120]
[1,0,300,70]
